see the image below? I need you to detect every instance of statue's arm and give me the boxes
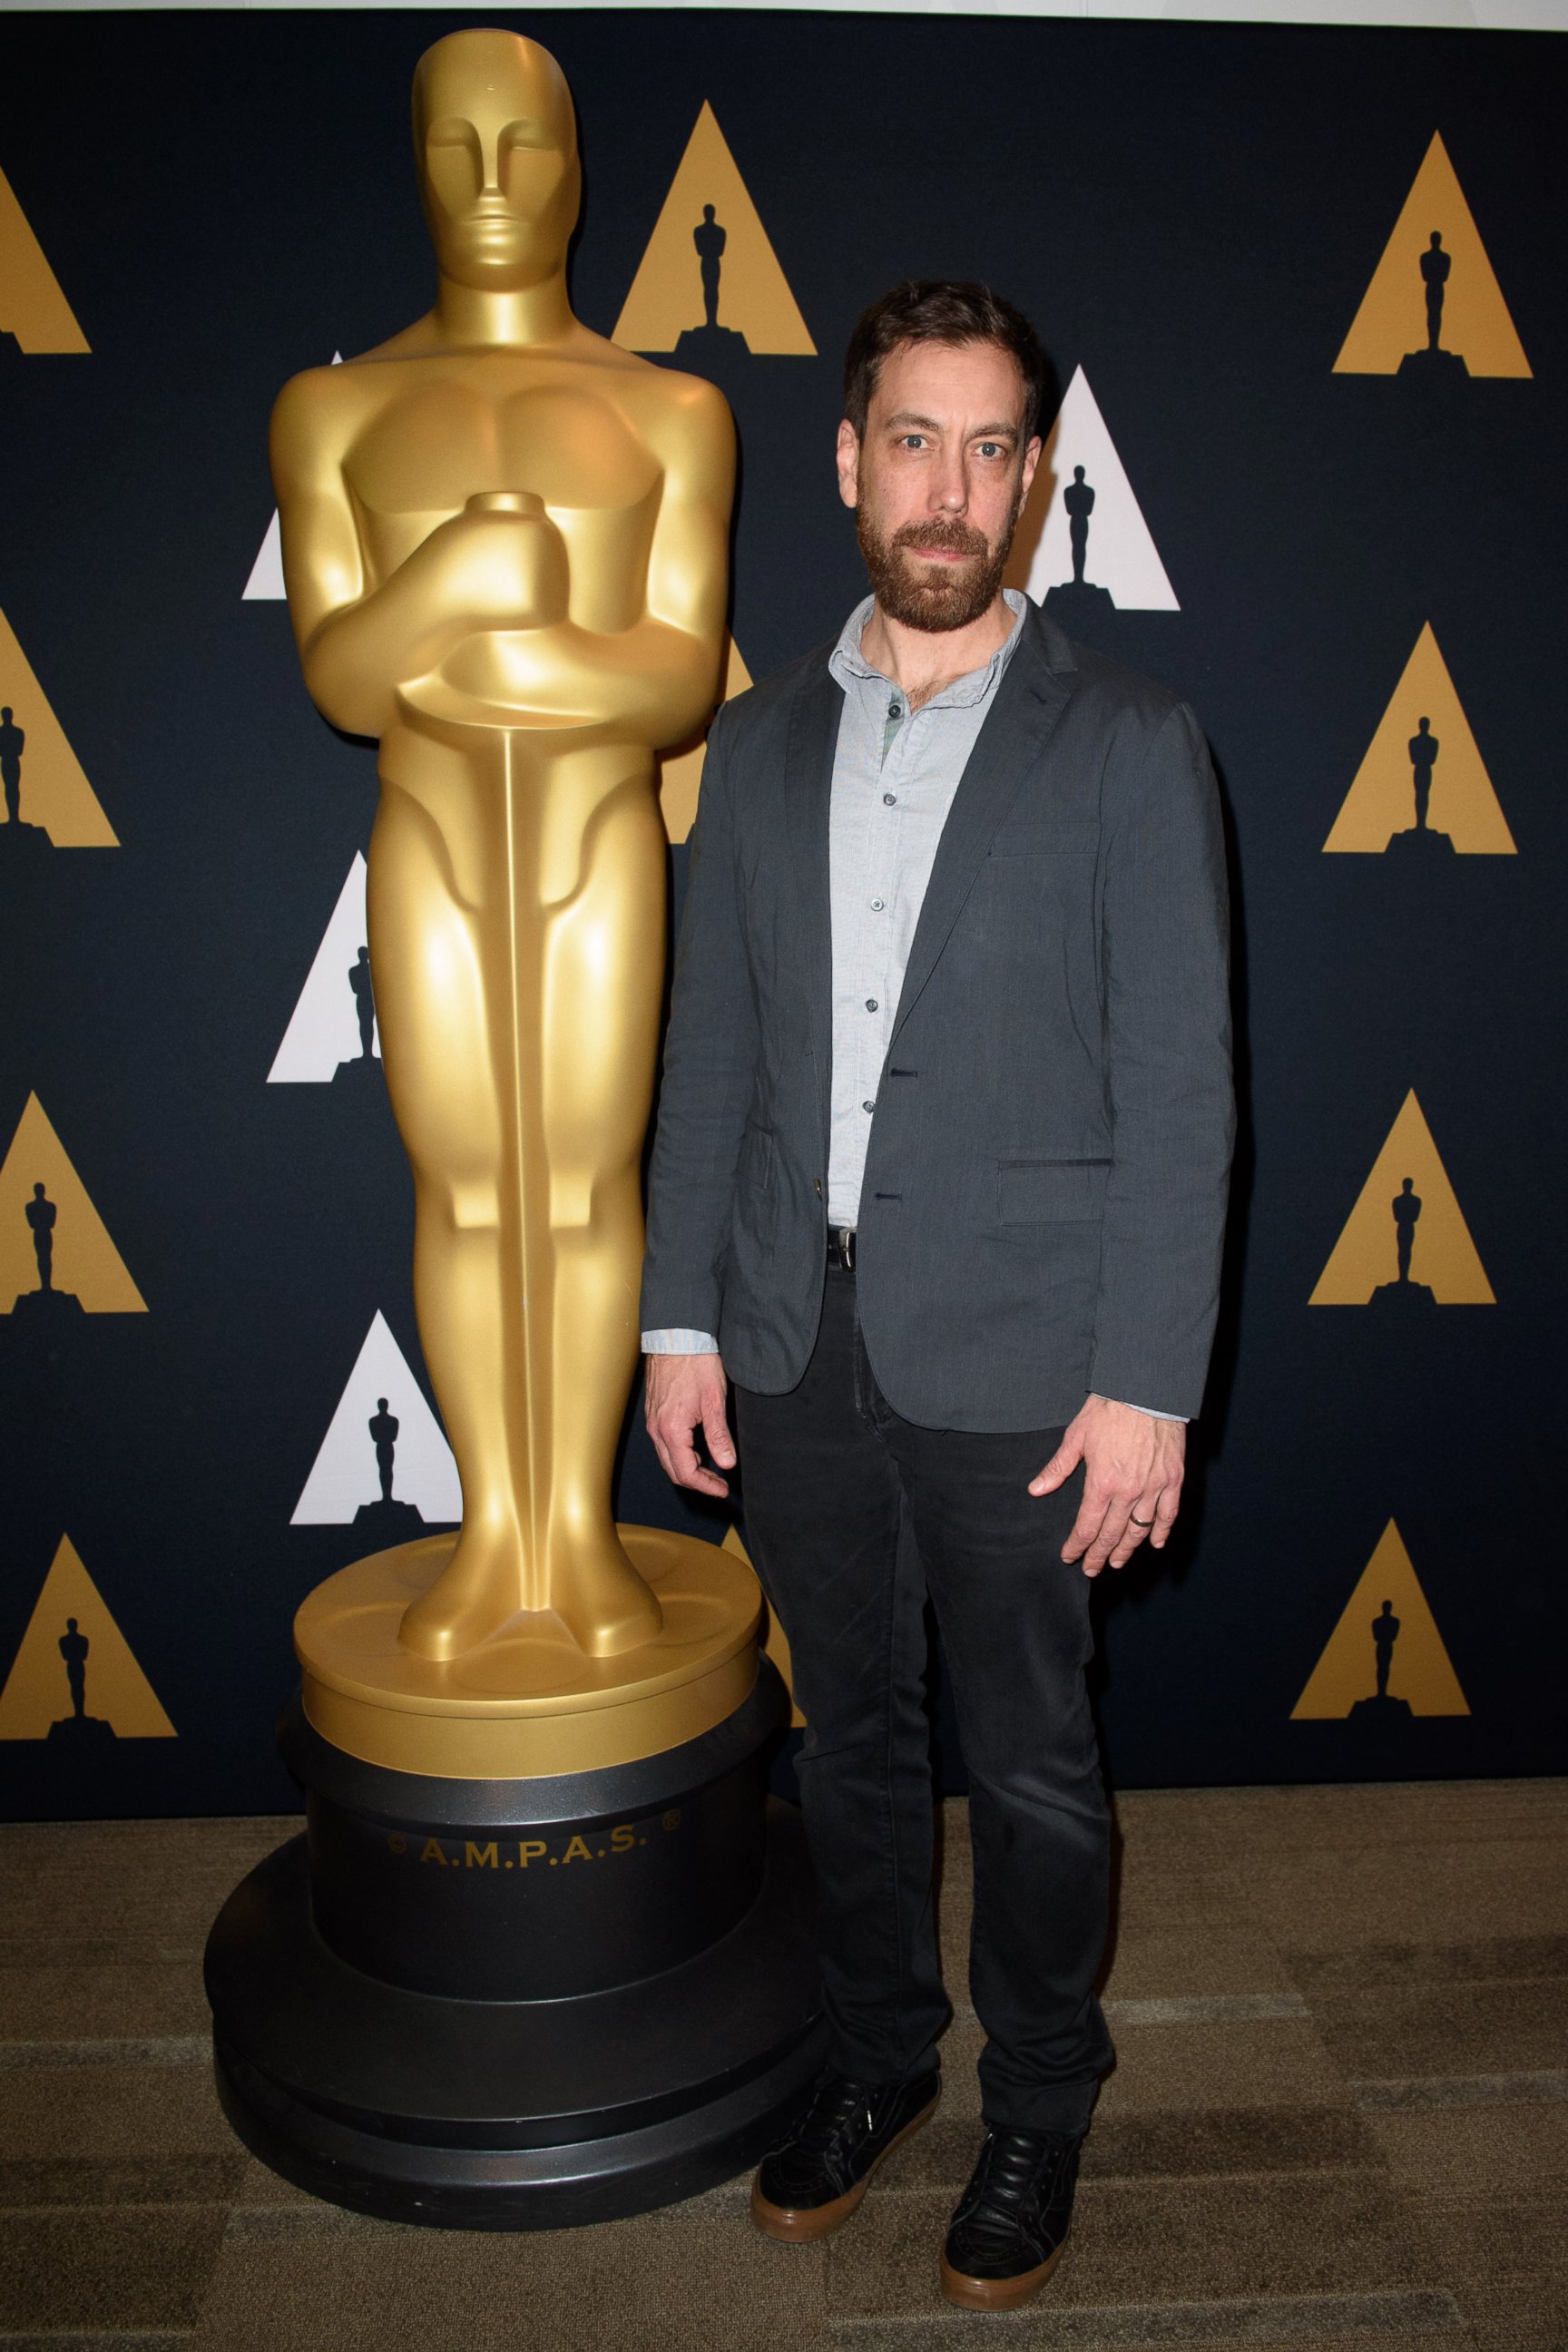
[270,372,558,739]
[501,376,737,747]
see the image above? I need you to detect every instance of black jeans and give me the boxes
[735,1261,1113,2135]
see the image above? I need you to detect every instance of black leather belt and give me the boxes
[828,1225,857,1272]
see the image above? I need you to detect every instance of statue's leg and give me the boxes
[366,764,535,1661]
[532,748,666,1655]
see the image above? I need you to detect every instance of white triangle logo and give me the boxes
[243,353,341,602]
[1014,366,1179,612]
[291,1310,461,1527]
[242,510,285,603]
[268,853,380,1083]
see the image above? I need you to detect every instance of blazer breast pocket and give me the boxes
[997,1156,1111,1224]
[986,821,1100,860]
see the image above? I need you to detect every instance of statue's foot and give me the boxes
[551,1534,663,1660]
[397,1525,529,1662]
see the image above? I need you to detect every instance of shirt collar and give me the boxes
[828,587,1029,710]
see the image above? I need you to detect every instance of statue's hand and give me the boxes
[418,493,570,632]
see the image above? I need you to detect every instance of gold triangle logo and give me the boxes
[0,1535,176,1740]
[0,164,89,354]
[660,635,753,843]
[723,1523,804,1727]
[0,1093,147,1314]
[1292,1522,1468,1719]
[612,103,815,357]
[1325,623,1514,856]
[1334,132,1530,378]
[0,609,116,847]
[1310,1089,1492,1308]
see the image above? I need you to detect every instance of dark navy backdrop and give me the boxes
[1,9,1563,1817]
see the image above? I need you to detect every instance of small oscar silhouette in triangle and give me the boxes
[244,355,344,599]
[0,163,89,356]
[1335,132,1530,381]
[660,635,753,845]
[612,103,814,373]
[1292,1522,1468,1720]
[0,1536,176,1745]
[723,1522,804,1728]
[1005,367,1179,624]
[291,1309,461,1532]
[0,1094,146,1326]
[0,610,116,856]
[1311,1089,1492,1310]
[268,853,386,1086]
[1325,624,1514,858]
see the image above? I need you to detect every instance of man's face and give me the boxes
[414,31,580,290]
[837,338,1041,634]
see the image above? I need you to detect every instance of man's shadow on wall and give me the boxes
[1083,746,1251,1997]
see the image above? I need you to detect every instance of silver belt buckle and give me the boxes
[828,1226,857,1272]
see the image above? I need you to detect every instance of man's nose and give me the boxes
[929,456,968,514]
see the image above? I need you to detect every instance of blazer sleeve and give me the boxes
[1087,700,1234,1419]
[639,701,760,1338]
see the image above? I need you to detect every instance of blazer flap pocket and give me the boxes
[988,821,1100,858]
[998,1156,1111,1224]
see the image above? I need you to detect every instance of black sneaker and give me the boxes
[940,2125,1082,2309]
[751,2069,941,2242]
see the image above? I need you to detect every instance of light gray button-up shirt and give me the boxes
[642,593,1181,1420]
[824,589,1026,1229]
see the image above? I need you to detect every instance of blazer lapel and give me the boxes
[890,611,1078,1045]
[784,662,843,1123]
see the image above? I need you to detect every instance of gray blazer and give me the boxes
[641,603,1233,1431]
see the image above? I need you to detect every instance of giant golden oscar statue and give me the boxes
[205,29,821,2228]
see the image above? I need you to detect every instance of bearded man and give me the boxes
[641,281,1232,2308]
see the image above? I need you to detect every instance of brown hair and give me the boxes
[843,280,1049,444]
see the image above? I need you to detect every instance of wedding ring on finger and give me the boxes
[1129,1512,1155,1529]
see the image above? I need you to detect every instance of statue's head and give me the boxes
[377,1396,389,1413]
[1073,466,1085,482]
[1400,1177,1414,1193]
[66,1617,78,1632]
[413,29,580,291]
[1,707,10,723]
[1429,231,1443,249]
[703,204,716,222]
[32,1182,45,1199]
[1416,716,1430,732]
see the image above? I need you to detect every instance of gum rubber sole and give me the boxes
[750,2091,941,2243]
[940,2235,1066,2310]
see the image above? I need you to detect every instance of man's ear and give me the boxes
[835,419,861,511]
[1017,434,1044,510]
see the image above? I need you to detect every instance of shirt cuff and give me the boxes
[642,1328,721,1355]
[1092,1393,1189,1424]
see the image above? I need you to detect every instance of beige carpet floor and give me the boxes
[1,1781,1565,2351]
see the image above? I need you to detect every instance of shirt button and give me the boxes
[889,703,902,720]
[869,897,884,911]
[883,792,897,806]
[866,997,878,1012]
[863,1099,876,1113]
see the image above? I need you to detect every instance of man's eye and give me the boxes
[900,435,927,450]
[977,442,1004,458]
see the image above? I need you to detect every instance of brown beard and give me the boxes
[856,507,1017,634]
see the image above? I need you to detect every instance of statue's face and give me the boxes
[413,31,579,290]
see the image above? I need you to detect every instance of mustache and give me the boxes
[891,517,991,561]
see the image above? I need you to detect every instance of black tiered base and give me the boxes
[205,1663,824,2229]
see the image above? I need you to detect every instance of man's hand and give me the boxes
[644,1351,735,1499]
[1030,1396,1186,1577]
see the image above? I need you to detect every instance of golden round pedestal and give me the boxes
[296,1527,760,1779]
